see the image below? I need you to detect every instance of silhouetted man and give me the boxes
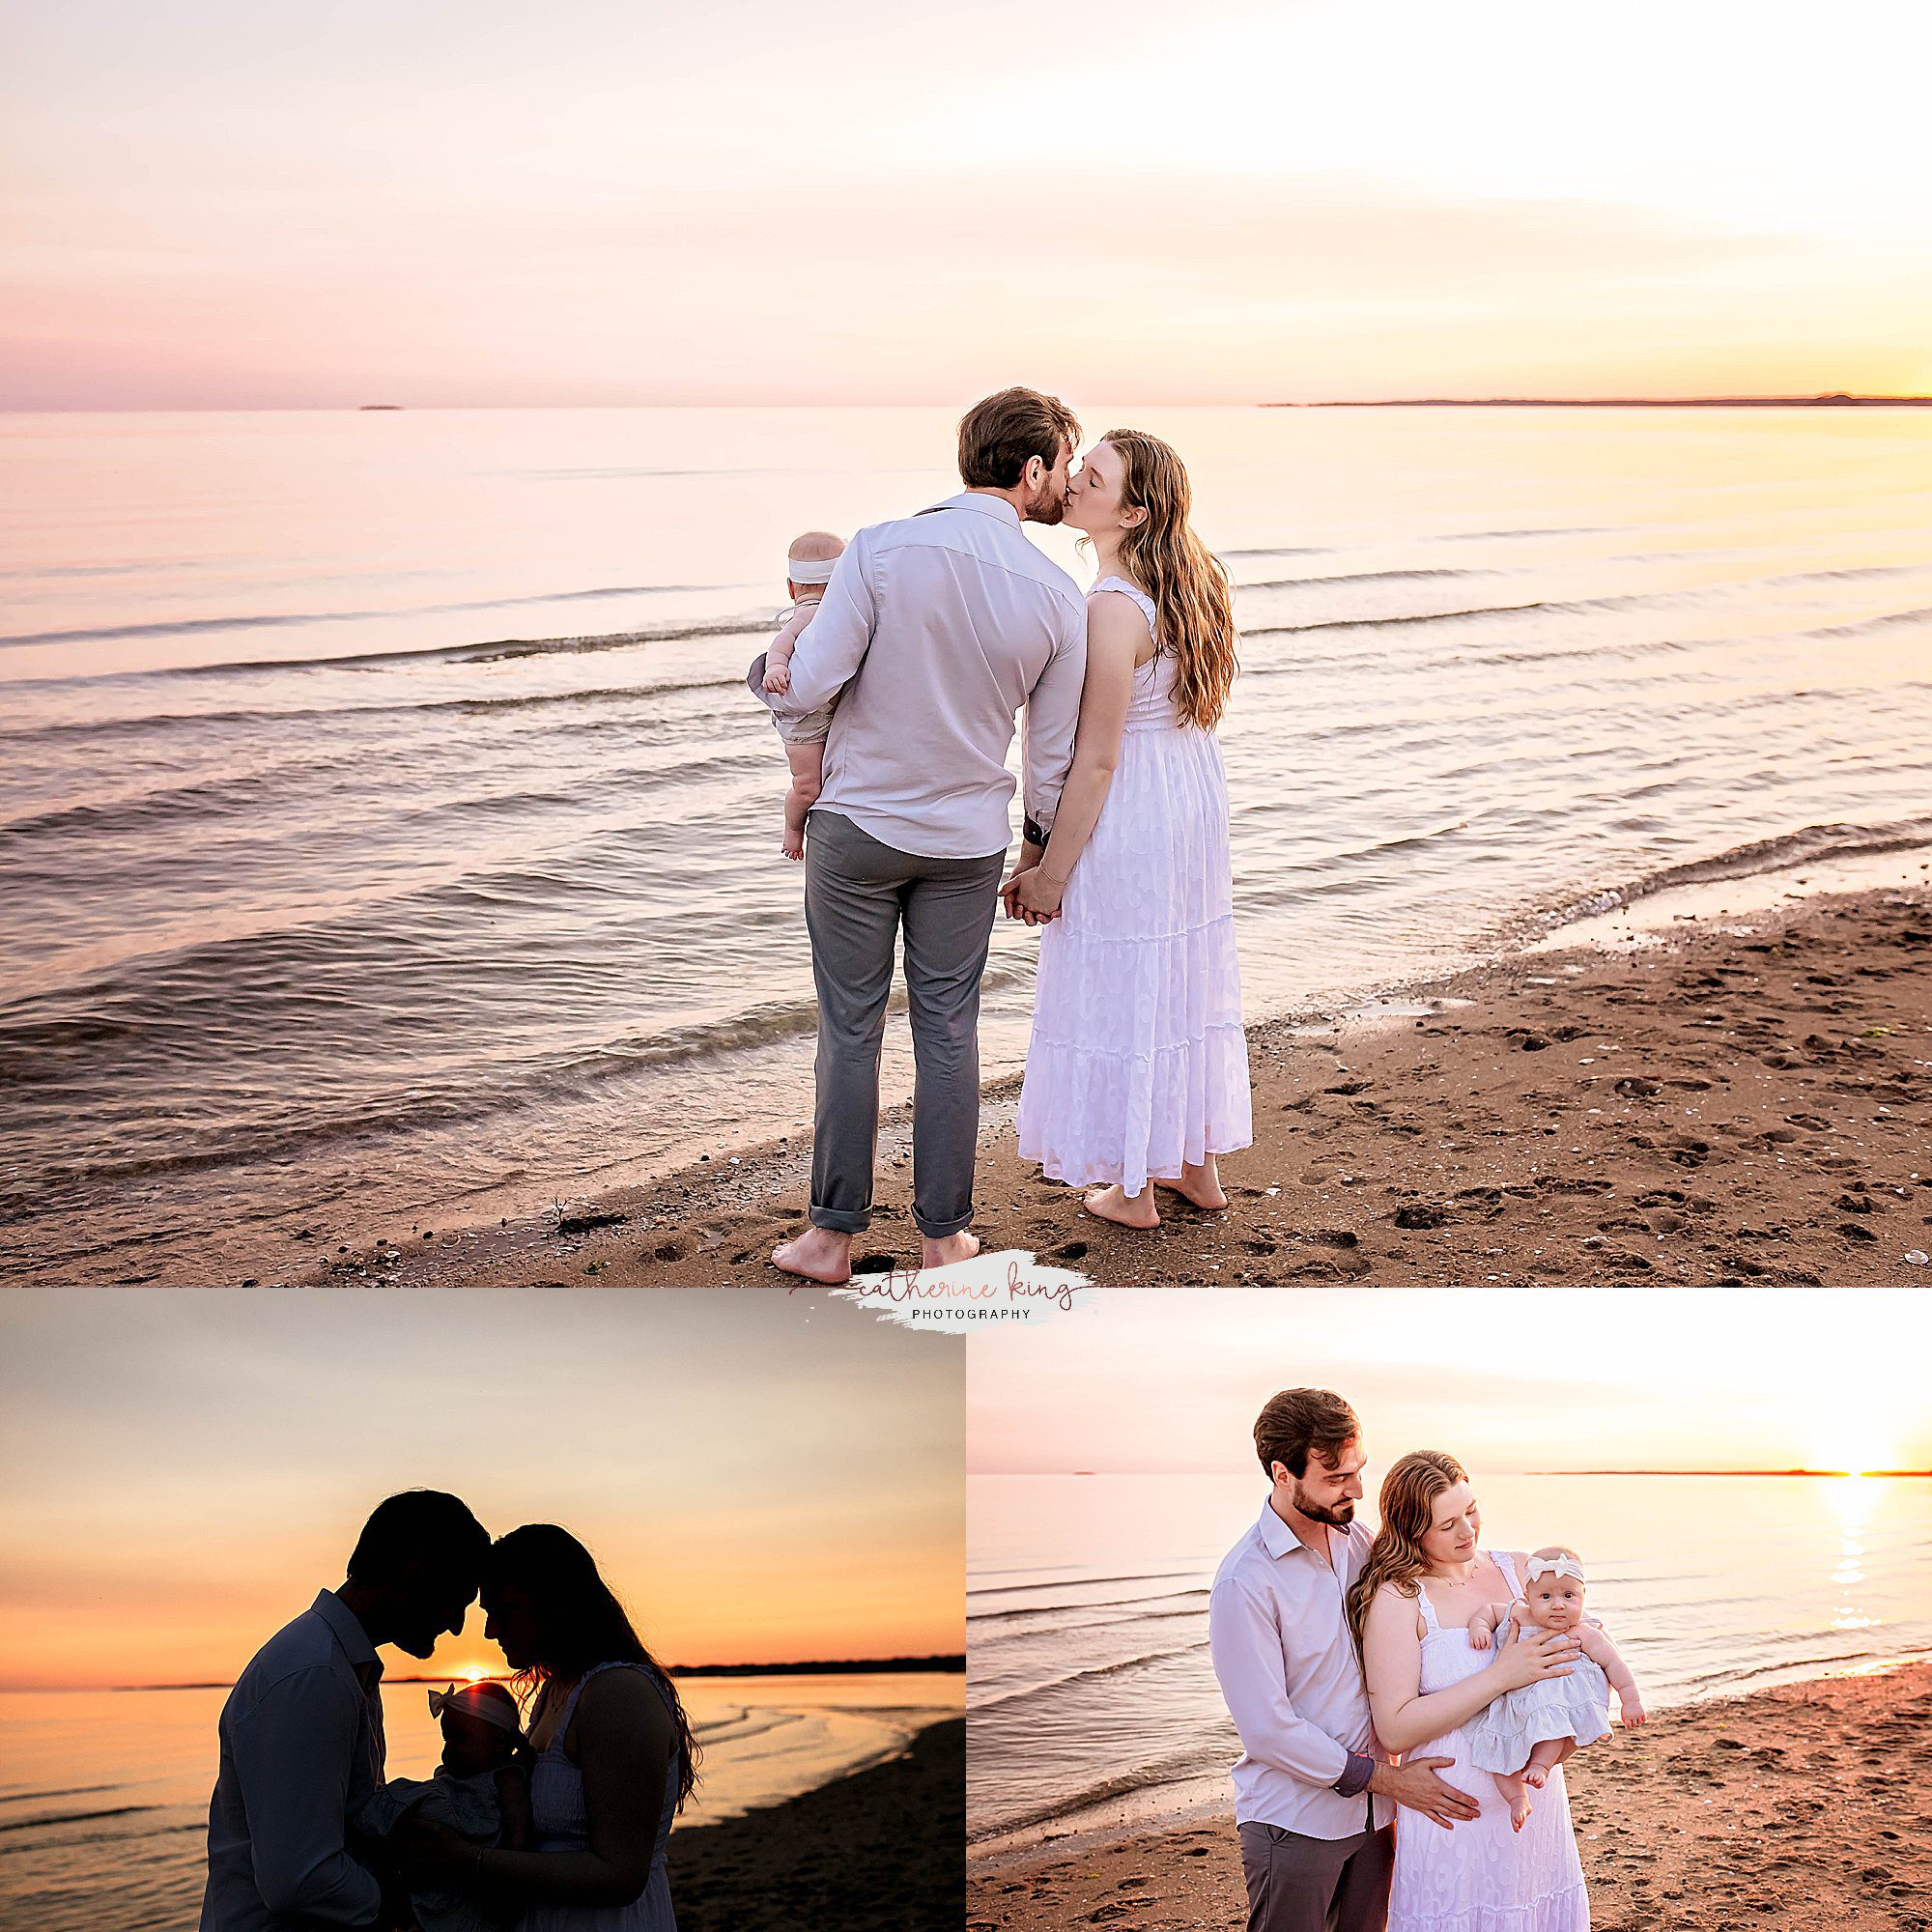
[201,1490,491,1931]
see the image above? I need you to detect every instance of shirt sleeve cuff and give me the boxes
[1332,1751,1376,1799]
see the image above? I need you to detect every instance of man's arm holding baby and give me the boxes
[753,537,875,716]
[1577,1624,1645,1723]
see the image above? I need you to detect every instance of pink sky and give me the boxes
[7,0,1930,408]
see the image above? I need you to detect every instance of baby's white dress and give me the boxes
[1465,1616,1612,1774]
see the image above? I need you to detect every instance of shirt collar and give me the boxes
[1257,1498,1357,1563]
[929,490,1023,528]
[312,1588,383,1681]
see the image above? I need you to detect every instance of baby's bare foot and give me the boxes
[1084,1184,1159,1230]
[782,827,805,861]
[1522,1764,1548,1790]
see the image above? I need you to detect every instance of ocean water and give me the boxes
[965,1472,1932,1857]
[6,405,1932,1283]
[0,1668,963,1931]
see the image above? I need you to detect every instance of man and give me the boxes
[201,1490,492,1931]
[753,385,1089,1283]
[1208,1391,1480,1932]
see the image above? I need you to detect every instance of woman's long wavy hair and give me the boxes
[1344,1451,1469,1659]
[1095,429,1239,731]
[484,1523,699,1812]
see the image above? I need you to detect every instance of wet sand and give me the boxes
[314,887,1932,1288]
[670,1715,961,1932]
[964,1664,1932,1932]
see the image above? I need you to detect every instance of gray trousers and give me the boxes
[803,810,1004,1238]
[1237,1821,1393,1932]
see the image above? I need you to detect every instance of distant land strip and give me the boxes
[1268,393,1932,409]
[1523,1468,1932,1478]
[106,1653,966,1692]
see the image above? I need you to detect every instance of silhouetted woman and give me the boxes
[420,1524,697,1930]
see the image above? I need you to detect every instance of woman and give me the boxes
[419,1524,697,1930]
[1007,430,1252,1230]
[1350,1453,1589,1932]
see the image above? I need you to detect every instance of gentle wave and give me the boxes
[966,1737,1234,1844]
[0,582,727,650]
[1539,813,1932,931]
[0,1803,158,1834]
[969,1640,1211,1716]
[12,613,778,689]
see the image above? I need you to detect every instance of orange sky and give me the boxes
[0,1291,961,1691]
[5,0,1930,408]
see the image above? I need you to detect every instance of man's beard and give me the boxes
[1023,477,1066,525]
[1293,1491,1355,1527]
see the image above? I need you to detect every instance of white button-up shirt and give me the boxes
[753,491,1088,859]
[1208,1500,1393,1838]
[201,1590,389,1930]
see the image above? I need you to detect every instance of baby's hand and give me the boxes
[1469,1622,1492,1651]
[1620,1693,1647,1727]
[763,659,792,695]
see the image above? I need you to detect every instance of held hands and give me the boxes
[1491,1626,1581,1690]
[1003,867,1065,923]
[1372,1756,1483,1832]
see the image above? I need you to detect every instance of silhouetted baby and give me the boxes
[759,530,845,859]
[355,1681,532,1932]
[1465,1548,1645,1832]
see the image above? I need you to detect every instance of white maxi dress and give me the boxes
[1016,577,1251,1194]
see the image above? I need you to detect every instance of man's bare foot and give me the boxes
[921,1231,980,1271]
[1083,1184,1159,1230]
[1154,1158,1229,1211]
[771,1227,852,1284]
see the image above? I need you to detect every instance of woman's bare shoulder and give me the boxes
[573,1666,674,1747]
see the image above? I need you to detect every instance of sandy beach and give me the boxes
[671,1715,962,1932]
[965,1663,1932,1932]
[330,885,1932,1289]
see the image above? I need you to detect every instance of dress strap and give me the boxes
[1090,575,1158,639]
[1492,1549,1523,1599]
[1414,1580,1442,1634]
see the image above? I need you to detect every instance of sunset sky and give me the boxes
[0,1291,961,1692]
[967,1289,1932,1480]
[6,0,1931,408]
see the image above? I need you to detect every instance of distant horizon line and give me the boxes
[6,392,1932,416]
[1023,1467,1932,1479]
[8,1653,967,1696]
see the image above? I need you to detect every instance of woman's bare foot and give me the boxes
[1154,1157,1229,1211]
[771,1227,852,1284]
[1083,1184,1159,1230]
[921,1231,980,1271]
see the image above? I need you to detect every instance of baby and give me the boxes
[355,1681,533,1932]
[1466,1548,1645,1832]
[760,530,846,860]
